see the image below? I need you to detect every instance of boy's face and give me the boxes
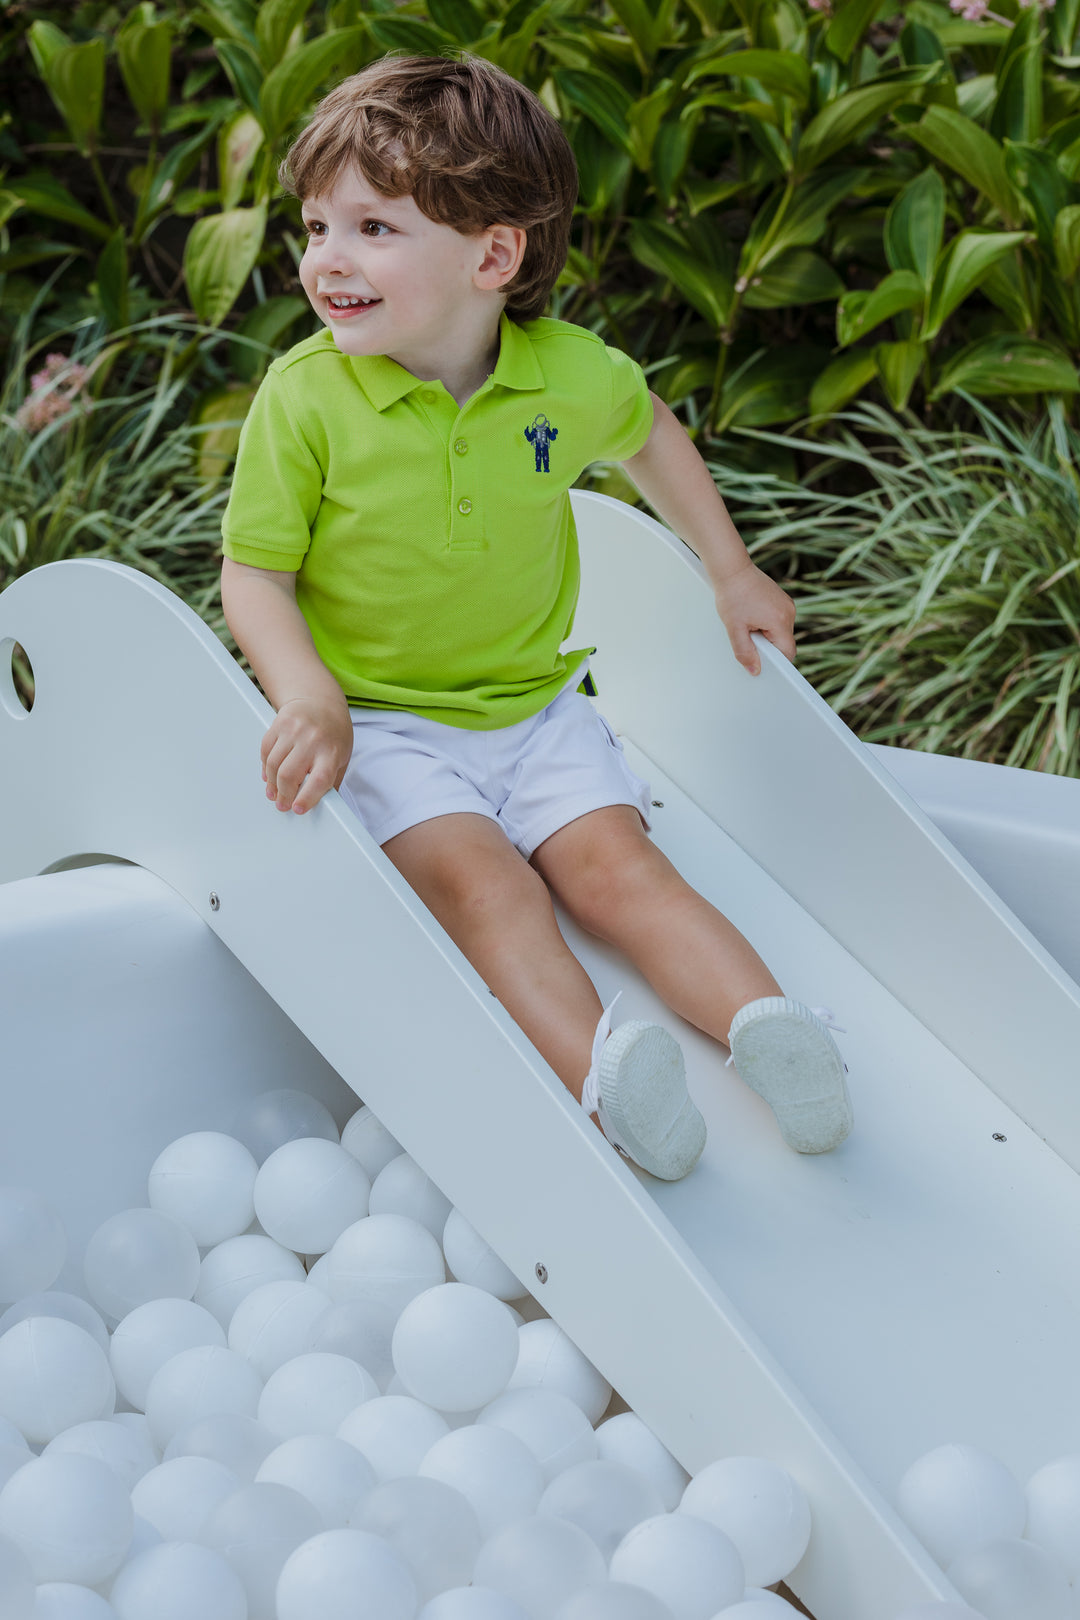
[299,167,498,375]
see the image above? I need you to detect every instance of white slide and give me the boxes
[3,492,1080,1619]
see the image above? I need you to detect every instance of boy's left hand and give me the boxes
[713,560,797,677]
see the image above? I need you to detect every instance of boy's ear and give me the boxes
[475,225,527,291]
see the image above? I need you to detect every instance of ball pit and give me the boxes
[0,1101,826,1620]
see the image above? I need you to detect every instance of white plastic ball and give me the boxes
[229,1088,339,1164]
[947,1535,1072,1619]
[540,1459,663,1560]
[0,1292,108,1353]
[0,1415,28,1450]
[148,1132,258,1247]
[306,1254,332,1290]
[442,1212,527,1303]
[354,1475,482,1602]
[420,1424,545,1537]
[110,1298,226,1410]
[596,1416,689,1511]
[306,1297,396,1388]
[44,1420,157,1491]
[144,1345,262,1450]
[130,1455,240,1541]
[896,1444,1026,1568]
[204,1481,323,1618]
[0,1443,30,1491]
[370,1155,452,1238]
[256,1433,376,1526]
[1025,1454,1080,1579]
[473,1515,607,1619]
[889,1606,987,1619]
[118,1513,162,1562]
[0,1318,115,1442]
[0,1530,34,1620]
[83,1209,200,1321]
[0,1187,66,1302]
[195,1234,306,1328]
[339,1394,450,1481]
[393,1285,518,1413]
[709,1603,798,1618]
[509,1322,611,1425]
[110,1542,247,1620]
[0,1453,132,1585]
[341,1106,403,1180]
[680,1457,811,1588]
[253,1138,370,1255]
[326,1213,445,1314]
[419,1591,530,1620]
[259,1351,378,1439]
[553,1587,676,1619]
[34,1584,119,1618]
[163,1412,277,1480]
[609,1513,744,1620]
[276,1526,418,1620]
[478,1390,598,1483]
[228,1281,330,1379]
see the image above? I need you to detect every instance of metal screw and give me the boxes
[992,1132,1007,1142]
[534,1263,548,1284]
[209,892,220,912]
[651,800,664,808]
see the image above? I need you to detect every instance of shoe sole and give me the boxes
[597,1021,706,1181]
[728,998,853,1154]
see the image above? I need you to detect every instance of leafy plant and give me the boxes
[716,400,1080,774]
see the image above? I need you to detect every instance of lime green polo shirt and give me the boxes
[221,313,653,729]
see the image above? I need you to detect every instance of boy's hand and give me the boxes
[713,560,797,677]
[261,696,354,815]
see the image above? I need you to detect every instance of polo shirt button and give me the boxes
[454,439,468,455]
[457,497,473,515]
[421,390,437,404]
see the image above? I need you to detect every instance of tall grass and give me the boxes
[713,403,1080,776]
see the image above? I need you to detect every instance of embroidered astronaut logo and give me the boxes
[524,413,558,472]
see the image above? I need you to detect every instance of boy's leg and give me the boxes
[530,804,782,1043]
[381,811,605,1099]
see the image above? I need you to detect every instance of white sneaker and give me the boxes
[585,1019,706,1181]
[727,997,852,1154]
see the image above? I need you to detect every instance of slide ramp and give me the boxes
[3,492,1080,1617]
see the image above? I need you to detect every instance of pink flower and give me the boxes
[807,0,832,12]
[15,352,90,433]
[949,0,989,17]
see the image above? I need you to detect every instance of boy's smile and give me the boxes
[299,168,520,399]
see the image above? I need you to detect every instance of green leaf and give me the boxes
[426,0,486,43]
[1051,0,1080,55]
[117,17,173,134]
[884,167,944,288]
[990,8,1042,146]
[809,348,878,416]
[259,28,365,143]
[6,174,112,242]
[874,339,925,409]
[1055,205,1080,282]
[825,0,881,65]
[742,248,844,306]
[716,347,823,433]
[218,110,263,211]
[921,229,1030,341]
[797,73,938,176]
[96,229,129,331]
[26,19,69,79]
[900,18,949,69]
[629,220,734,331]
[191,0,258,47]
[981,255,1038,331]
[33,37,106,156]
[1059,134,1080,183]
[555,70,635,155]
[573,123,632,217]
[183,203,267,326]
[837,269,925,346]
[368,17,453,53]
[255,0,313,67]
[628,82,676,172]
[903,105,1023,226]
[229,294,309,380]
[931,335,1080,398]
[689,49,811,106]
[1004,142,1072,255]
[738,170,867,279]
[606,0,675,61]
[652,117,699,207]
[192,384,258,480]
[216,39,265,117]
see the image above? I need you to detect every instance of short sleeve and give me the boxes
[221,368,324,571]
[594,344,654,462]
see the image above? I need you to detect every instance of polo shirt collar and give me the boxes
[349,312,544,412]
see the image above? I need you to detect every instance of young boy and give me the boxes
[220,53,852,1179]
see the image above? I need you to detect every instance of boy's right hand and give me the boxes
[261,696,354,815]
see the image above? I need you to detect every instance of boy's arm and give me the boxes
[220,558,354,814]
[620,393,796,676]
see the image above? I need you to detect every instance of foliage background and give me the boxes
[1,0,1079,768]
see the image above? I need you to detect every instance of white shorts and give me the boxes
[338,684,652,859]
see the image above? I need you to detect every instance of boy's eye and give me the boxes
[361,220,392,237]
[303,221,325,237]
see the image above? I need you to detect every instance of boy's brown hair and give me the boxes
[281,55,578,321]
